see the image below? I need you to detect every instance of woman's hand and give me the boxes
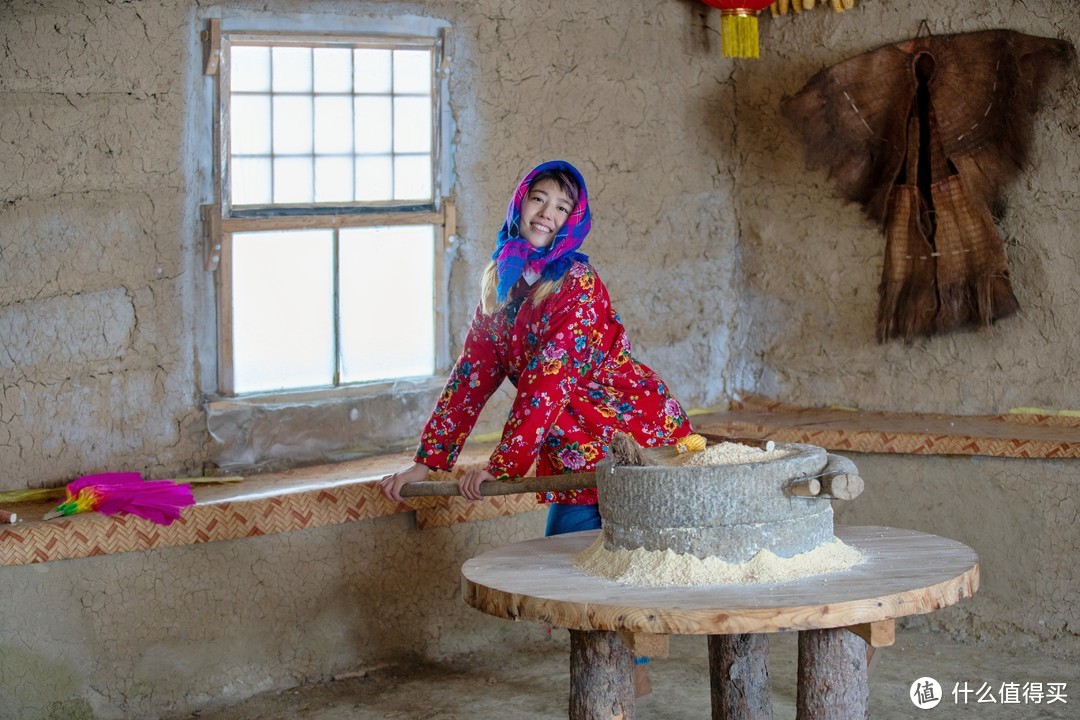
[379,462,431,501]
[458,467,496,501]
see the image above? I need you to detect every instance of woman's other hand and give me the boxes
[458,467,496,501]
[380,462,431,501]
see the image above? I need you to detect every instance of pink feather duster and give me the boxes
[44,472,196,525]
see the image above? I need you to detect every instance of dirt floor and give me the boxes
[185,628,1075,719]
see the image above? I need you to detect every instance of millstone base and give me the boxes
[602,505,835,564]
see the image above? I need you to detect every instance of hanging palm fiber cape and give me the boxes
[44,472,196,525]
[780,29,1076,341]
[492,160,591,302]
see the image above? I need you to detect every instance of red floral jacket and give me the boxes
[414,262,692,505]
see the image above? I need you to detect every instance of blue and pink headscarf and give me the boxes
[492,160,591,303]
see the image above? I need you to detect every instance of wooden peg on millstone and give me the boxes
[782,453,864,501]
[819,454,864,501]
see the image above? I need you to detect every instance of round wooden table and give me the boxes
[462,526,979,720]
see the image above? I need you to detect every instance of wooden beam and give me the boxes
[845,619,895,648]
[617,631,669,659]
[201,19,221,75]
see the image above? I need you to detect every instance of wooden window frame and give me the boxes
[202,20,454,397]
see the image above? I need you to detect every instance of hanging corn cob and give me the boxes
[771,0,856,15]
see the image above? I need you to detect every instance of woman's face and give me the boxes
[519,178,574,249]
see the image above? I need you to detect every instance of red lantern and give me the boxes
[699,0,775,59]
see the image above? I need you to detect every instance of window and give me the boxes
[204,21,451,396]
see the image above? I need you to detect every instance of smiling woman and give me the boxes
[380,160,695,540]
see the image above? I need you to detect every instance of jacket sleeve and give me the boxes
[486,268,606,479]
[414,306,507,471]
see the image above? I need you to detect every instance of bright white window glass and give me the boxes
[313,47,352,93]
[393,96,432,153]
[339,225,435,382]
[314,96,353,155]
[392,49,432,94]
[354,48,392,93]
[232,230,335,393]
[355,156,393,201]
[315,157,353,203]
[231,157,272,205]
[354,97,392,154]
[394,155,432,200]
[230,46,271,92]
[230,95,272,155]
[272,96,313,155]
[273,157,314,203]
[271,47,313,93]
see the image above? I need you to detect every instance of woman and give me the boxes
[380,160,693,537]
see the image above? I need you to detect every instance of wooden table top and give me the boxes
[462,526,979,635]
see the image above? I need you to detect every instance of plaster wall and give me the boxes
[834,454,1080,658]
[730,1,1080,414]
[728,0,1080,662]
[0,508,548,719]
[0,0,1078,717]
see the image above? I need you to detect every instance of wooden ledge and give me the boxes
[692,397,1080,459]
[0,444,541,568]
[6,397,1075,567]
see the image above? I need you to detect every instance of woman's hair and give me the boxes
[480,169,581,314]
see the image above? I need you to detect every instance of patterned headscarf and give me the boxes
[492,160,591,302]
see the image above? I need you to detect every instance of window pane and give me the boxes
[274,157,314,203]
[231,46,271,92]
[230,95,272,155]
[272,47,313,93]
[313,47,352,93]
[315,157,353,203]
[393,96,431,153]
[314,96,353,155]
[231,157,272,205]
[354,48,391,93]
[355,156,393,201]
[394,155,432,201]
[339,225,434,382]
[393,49,431,94]
[273,96,313,155]
[354,97,392,154]
[232,230,335,393]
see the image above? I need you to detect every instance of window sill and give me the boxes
[0,442,540,568]
[206,376,448,472]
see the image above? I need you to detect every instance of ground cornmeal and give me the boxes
[573,535,863,586]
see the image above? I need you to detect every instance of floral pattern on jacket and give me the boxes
[415,262,692,505]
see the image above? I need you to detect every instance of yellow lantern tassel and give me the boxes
[721,10,761,58]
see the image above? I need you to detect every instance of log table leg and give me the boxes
[569,629,635,720]
[796,629,869,720]
[708,633,774,720]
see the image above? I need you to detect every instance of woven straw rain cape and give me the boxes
[781,29,1076,341]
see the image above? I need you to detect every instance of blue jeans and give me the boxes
[545,503,602,536]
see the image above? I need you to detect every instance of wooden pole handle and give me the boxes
[399,471,597,498]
